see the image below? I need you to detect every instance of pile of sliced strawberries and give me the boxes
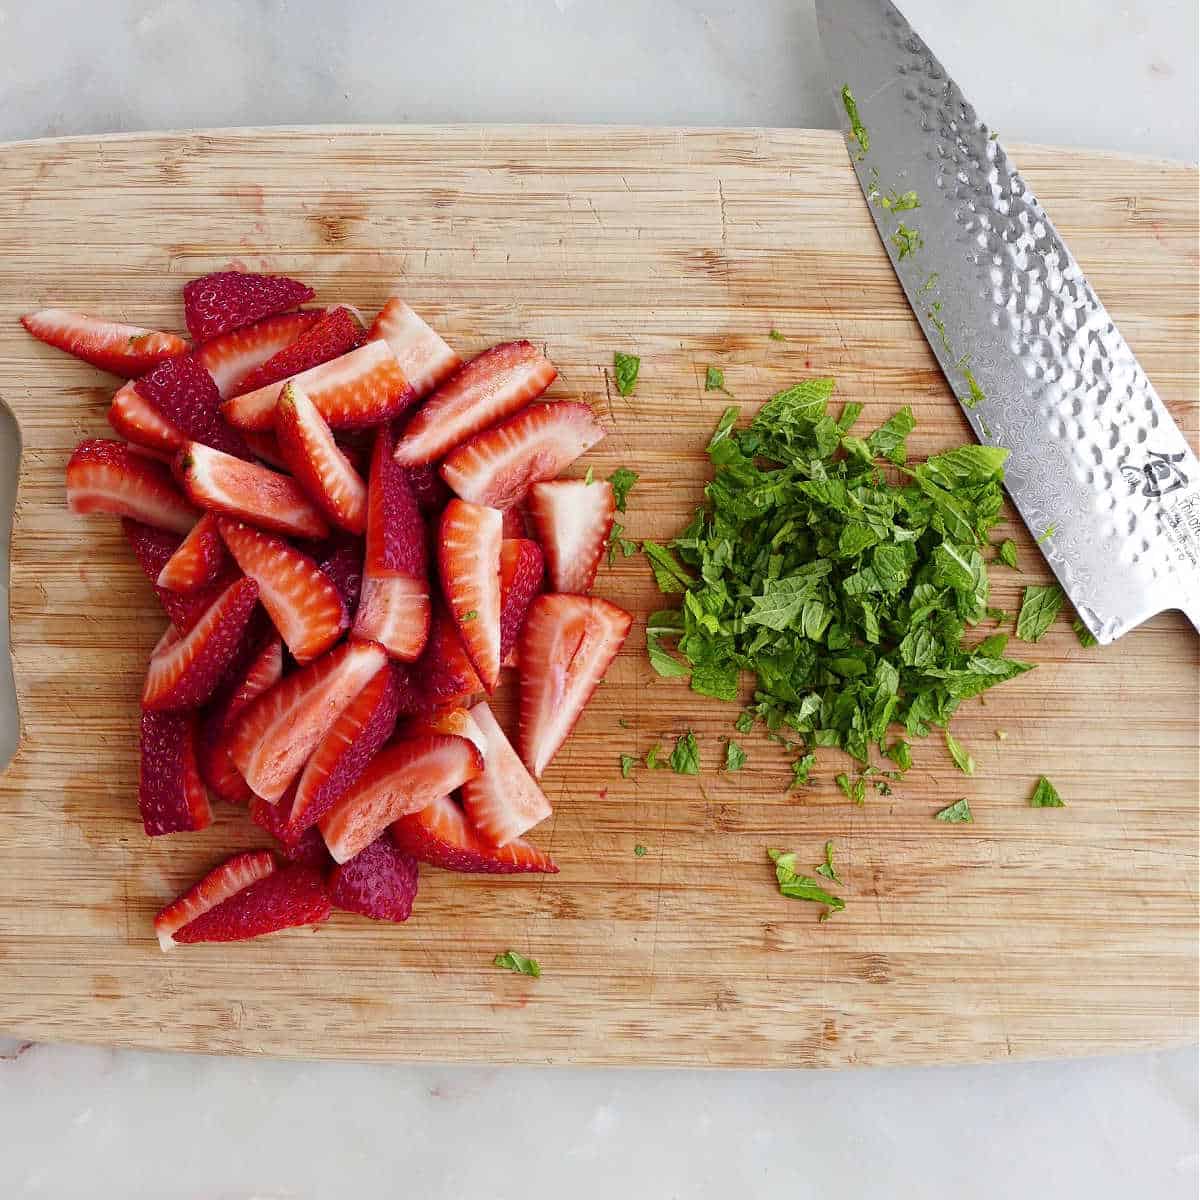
[29,270,631,947]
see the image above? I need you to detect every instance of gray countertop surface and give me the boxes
[0,2,1196,1197]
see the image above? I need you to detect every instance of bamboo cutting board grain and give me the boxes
[0,127,1195,1066]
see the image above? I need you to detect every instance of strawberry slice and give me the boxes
[183,270,315,343]
[405,705,489,757]
[142,576,260,711]
[134,353,249,459]
[461,700,552,845]
[391,795,558,874]
[234,306,364,396]
[249,790,334,868]
[407,461,451,515]
[500,505,527,538]
[441,402,605,509]
[393,341,557,467]
[527,479,615,594]
[194,310,323,398]
[438,500,502,691]
[174,441,330,540]
[317,538,364,617]
[199,634,283,804]
[156,513,229,593]
[21,308,187,377]
[499,538,544,665]
[367,298,461,399]
[68,438,198,534]
[228,640,387,802]
[242,431,289,470]
[123,518,240,633]
[319,733,484,864]
[289,663,400,834]
[217,518,347,663]
[412,607,483,708]
[154,850,276,951]
[138,709,212,836]
[351,425,430,660]
[172,864,332,944]
[221,339,415,433]
[328,835,420,922]
[275,381,367,534]
[518,594,632,778]
[108,382,187,457]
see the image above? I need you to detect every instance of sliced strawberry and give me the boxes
[123,519,239,633]
[317,538,364,617]
[405,705,489,758]
[155,850,276,950]
[228,640,387,802]
[334,429,374,479]
[461,700,552,845]
[172,864,332,944]
[289,663,399,834]
[217,518,346,663]
[328,835,420,922]
[441,402,605,509]
[242,431,289,470]
[391,794,558,874]
[194,310,324,398]
[249,790,333,868]
[156,513,228,592]
[108,382,187,457]
[518,594,632,778]
[174,441,329,540]
[407,461,451,516]
[135,353,249,459]
[413,607,483,708]
[499,538,544,665]
[367,297,461,399]
[319,733,483,864]
[438,500,502,691]
[234,306,364,396]
[21,308,187,377]
[390,662,431,716]
[527,479,614,594]
[393,341,557,466]
[275,382,367,534]
[351,426,430,660]
[221,339,415,433]
[183,270,314,343]
[199,634,284,804]
[141,576,260,710]
[139,709,212,836]
[500,504,528,539]
[67,438,198,534]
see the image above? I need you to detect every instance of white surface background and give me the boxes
[0,2,1197,1197]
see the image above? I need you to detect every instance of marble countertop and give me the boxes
[0,2,1196,1197]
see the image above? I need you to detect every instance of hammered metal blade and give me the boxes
[816,0,1200,643]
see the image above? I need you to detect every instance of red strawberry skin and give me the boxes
[138,709,212,836]
[317,539,364,617]
[134,353,249,459]
[109,381,187,457]
[328,836,419,922]
[407,461,451,516]
[123,519,240,634]
[157,513,228,593]
[194,310,324,399]
[141,576,260,711]
[249,793,334,869]
[172,864,332,943]
[67,438,198,534]
[390,794,557,875]
[413,608,483,708]
[499,538,544,664]
[21,308,187,377]
[438,500,502,691]
[183,271,315,342]
[235,306,364,396]
[289,663,399,833]
[154,850,276,951]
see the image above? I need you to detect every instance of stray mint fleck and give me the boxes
[962,368,986,409]
[934,798,973,823]
[609,468,638,512]
[619,753,636,779]
[494,950,540,977]
[1029,776,1064,808]
[724,739,746,772]
[945,730,976,777]
[613,352,640,397]
[669,730,700,775]
[584,466,594,485]
[768,848,845,917]
[1035,524,1057,545]
[891,223,924,259]
[814,839,842,883]
[634,844,648,856]
[1072,617,1098,648]
[704,365,729,394]
[1016,584,1064,643]
[769,329,786,342]
[997,539,1018,569]
[841,85,870,155]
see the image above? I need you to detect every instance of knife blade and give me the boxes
[816,0,1200,643]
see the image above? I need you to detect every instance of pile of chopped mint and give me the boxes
[641,378,1034,784]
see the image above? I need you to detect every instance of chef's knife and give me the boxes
[816,0,1200,643]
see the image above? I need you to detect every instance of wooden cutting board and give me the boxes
[0,127,1195,1067]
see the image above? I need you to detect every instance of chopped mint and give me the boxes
[645,743,666,770]
[891,223,924,259]
[704,365,729,394]
[642,541,694,594]
[841,85,870,155]
[606,522,639,566]
[619,753,636,779]
[835,772,866,805]
[997,539,1018,569]
[669,730,700,775]
[461,610,478,622]
[945,729,976,776]
[1035,524,1057,545]
[1072,617,1098,648]
[769,328,786,342]
[962,368,986,409]
[584,466,594,485]
[609,468,638,512]
[494,950,540,978]
[613,352,640,396]
[935,798,973,823]
[1016,584,1064,643]
[790,753,816,788]
[769,848,845,916]
[617,717,631,729]
[814,839,842,883]
[724,739,746,772]
[1029,776,1064,808]
[634,844,648,856]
